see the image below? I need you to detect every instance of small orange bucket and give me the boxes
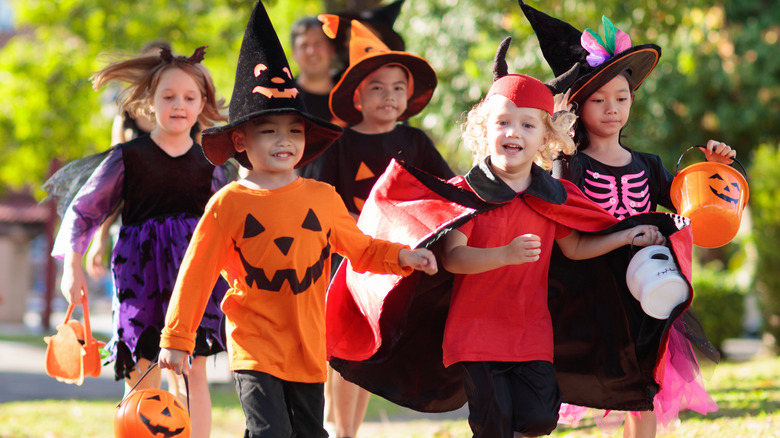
[670,146,748,248]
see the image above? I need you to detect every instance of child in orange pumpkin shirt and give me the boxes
[159,3,437,437]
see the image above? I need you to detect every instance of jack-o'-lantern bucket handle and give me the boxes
[674,145,748,185]
[671,145,749,248]
[117,360,189,412]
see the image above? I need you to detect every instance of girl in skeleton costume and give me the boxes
[518,2,734,436]
[50,46,232,438]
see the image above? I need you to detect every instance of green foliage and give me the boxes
[748,143,780,346]
[690,260,745,351]
[0,0,323,197]
[2,0,780,191]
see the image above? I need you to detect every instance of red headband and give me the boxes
[485,74,553,115]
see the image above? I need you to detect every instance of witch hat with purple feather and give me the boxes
[518,0,660,109]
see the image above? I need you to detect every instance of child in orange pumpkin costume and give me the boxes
[159,3,437,437]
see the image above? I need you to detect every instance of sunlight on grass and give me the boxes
[0,357,778,437]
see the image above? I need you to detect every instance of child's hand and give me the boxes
[159,348,190,376]
[399,248,438,275]
[701,140,736,164]
[61,251,88,305]
[504,234,542,265]
[626,225,665,247]
[554,89,573,113]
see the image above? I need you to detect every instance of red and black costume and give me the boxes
[325,159,694,414]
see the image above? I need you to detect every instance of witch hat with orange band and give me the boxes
[322,14,437,126]
[518,0,660,109]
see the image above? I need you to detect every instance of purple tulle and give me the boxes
[105,213,228,364]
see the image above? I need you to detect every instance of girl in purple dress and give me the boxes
[51,46,232,438]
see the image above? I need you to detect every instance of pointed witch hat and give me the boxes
[331,0,406,72]
[334,0,406,53]
[202,0,343,169]
[323,14,436,126]
[518,0,660,109]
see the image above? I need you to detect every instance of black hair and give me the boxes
[290,16,335,48]
[573,70,635,152]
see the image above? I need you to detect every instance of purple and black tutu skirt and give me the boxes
[106,212,228,380]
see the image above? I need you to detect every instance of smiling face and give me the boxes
[292,26,335,82]
[233,114,306,176]
[484,95,549,175]
[353,65,409,132]
[579,74,633,141]
[149,67,205,137]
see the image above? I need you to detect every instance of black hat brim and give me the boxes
[330,52,437,126]
[569,44,661,108]
[201,109,343,169]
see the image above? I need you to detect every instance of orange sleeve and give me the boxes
[161,196,233,354]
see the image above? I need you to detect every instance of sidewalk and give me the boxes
[0,303,234,403]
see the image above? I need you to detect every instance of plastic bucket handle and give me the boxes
[674,145,748,185]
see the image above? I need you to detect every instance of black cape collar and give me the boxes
[463,157,568,205]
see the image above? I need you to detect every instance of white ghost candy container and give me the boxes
[625,245,690,319]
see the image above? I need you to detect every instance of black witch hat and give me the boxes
[518,0,660,109]
[332,0,406,72]
[202,0,343,169]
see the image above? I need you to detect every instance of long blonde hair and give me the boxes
[91,48,227,129]
[461,97,577,169]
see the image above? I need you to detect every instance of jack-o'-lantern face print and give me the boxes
[114,389,191,438]
[252,63,299,99]
[235,209,330,294]
[709,173,740,204]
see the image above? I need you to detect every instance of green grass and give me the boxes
[1,356,778,437]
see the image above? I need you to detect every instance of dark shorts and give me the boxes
[460,360,562,438]
[113,326,222,381]
[233,370,328,438]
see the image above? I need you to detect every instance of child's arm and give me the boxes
[84,210,118,279]
[441,229,542,274]
[398,248,438,275]
[702,140,736,164]
[556,224,664,260]
[61,250,88,305]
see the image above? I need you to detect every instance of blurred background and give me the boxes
[0,0,779,357]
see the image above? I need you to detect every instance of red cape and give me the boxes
[326,159,693,412]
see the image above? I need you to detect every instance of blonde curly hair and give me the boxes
[461,96,577,169]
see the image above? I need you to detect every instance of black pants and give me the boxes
[233,370,328,438]
[460,361,562,438]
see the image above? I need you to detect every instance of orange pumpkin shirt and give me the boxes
[161,179,412,383]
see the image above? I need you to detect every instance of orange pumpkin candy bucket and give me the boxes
[115,362,192,438]
[670,146,749,248]
[43,292,105,385]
